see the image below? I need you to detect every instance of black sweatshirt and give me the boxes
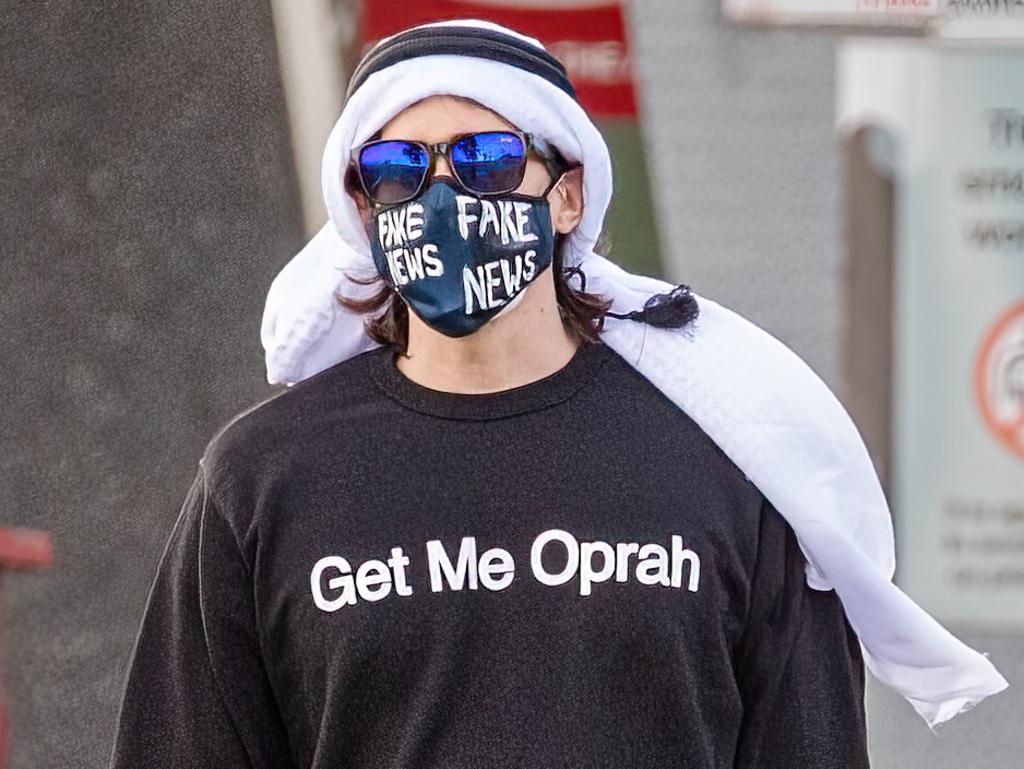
[108,339,869,769]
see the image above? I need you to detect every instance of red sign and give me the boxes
[357,1,638,118]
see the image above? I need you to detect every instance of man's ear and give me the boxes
[345,165,372,226]
[550,165,584,235]
[354,194,371,229]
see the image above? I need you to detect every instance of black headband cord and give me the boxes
[346,26,578,102]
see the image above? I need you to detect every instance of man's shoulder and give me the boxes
[597,339,760,493]
[200,346,388,489]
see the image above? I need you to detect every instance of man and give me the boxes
[108,17,1006,769]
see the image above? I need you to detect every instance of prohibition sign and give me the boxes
[973,298,1024,460]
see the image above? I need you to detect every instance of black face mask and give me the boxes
[367,177,556,337]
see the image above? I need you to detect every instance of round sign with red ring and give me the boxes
[973,297,1024,460]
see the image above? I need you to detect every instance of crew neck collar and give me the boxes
[368,339,612,421]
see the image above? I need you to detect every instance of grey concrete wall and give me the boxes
[629,1,842,389]
[0,2,303,768]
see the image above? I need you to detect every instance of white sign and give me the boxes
[839,39,1024,630]
[726,0,1024,35]
[724,0,937,26]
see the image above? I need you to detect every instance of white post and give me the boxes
[269,0,347,237]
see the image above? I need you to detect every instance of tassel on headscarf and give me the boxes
[605,283,700,330]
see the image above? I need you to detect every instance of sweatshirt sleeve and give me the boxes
[107,461,298,769]
[732,496,871,769]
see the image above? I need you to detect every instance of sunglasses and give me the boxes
[349,129,565,206]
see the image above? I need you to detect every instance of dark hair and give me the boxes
[335,101,699,351]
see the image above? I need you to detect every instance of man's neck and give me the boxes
[395,279,579,394]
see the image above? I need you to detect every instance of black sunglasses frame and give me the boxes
[349,129,565,206]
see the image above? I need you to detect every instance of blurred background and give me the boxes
[2,1,1022,767]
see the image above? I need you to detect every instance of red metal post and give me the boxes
[0,529,53,769]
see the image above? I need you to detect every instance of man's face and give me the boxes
[349,94,584,238]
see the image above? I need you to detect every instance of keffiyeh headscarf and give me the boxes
[260,18,1008,728]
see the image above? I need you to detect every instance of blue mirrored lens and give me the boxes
[451,132,526,193]
[359,141,429,204]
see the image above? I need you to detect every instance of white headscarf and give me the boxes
[260,19,1008,729]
